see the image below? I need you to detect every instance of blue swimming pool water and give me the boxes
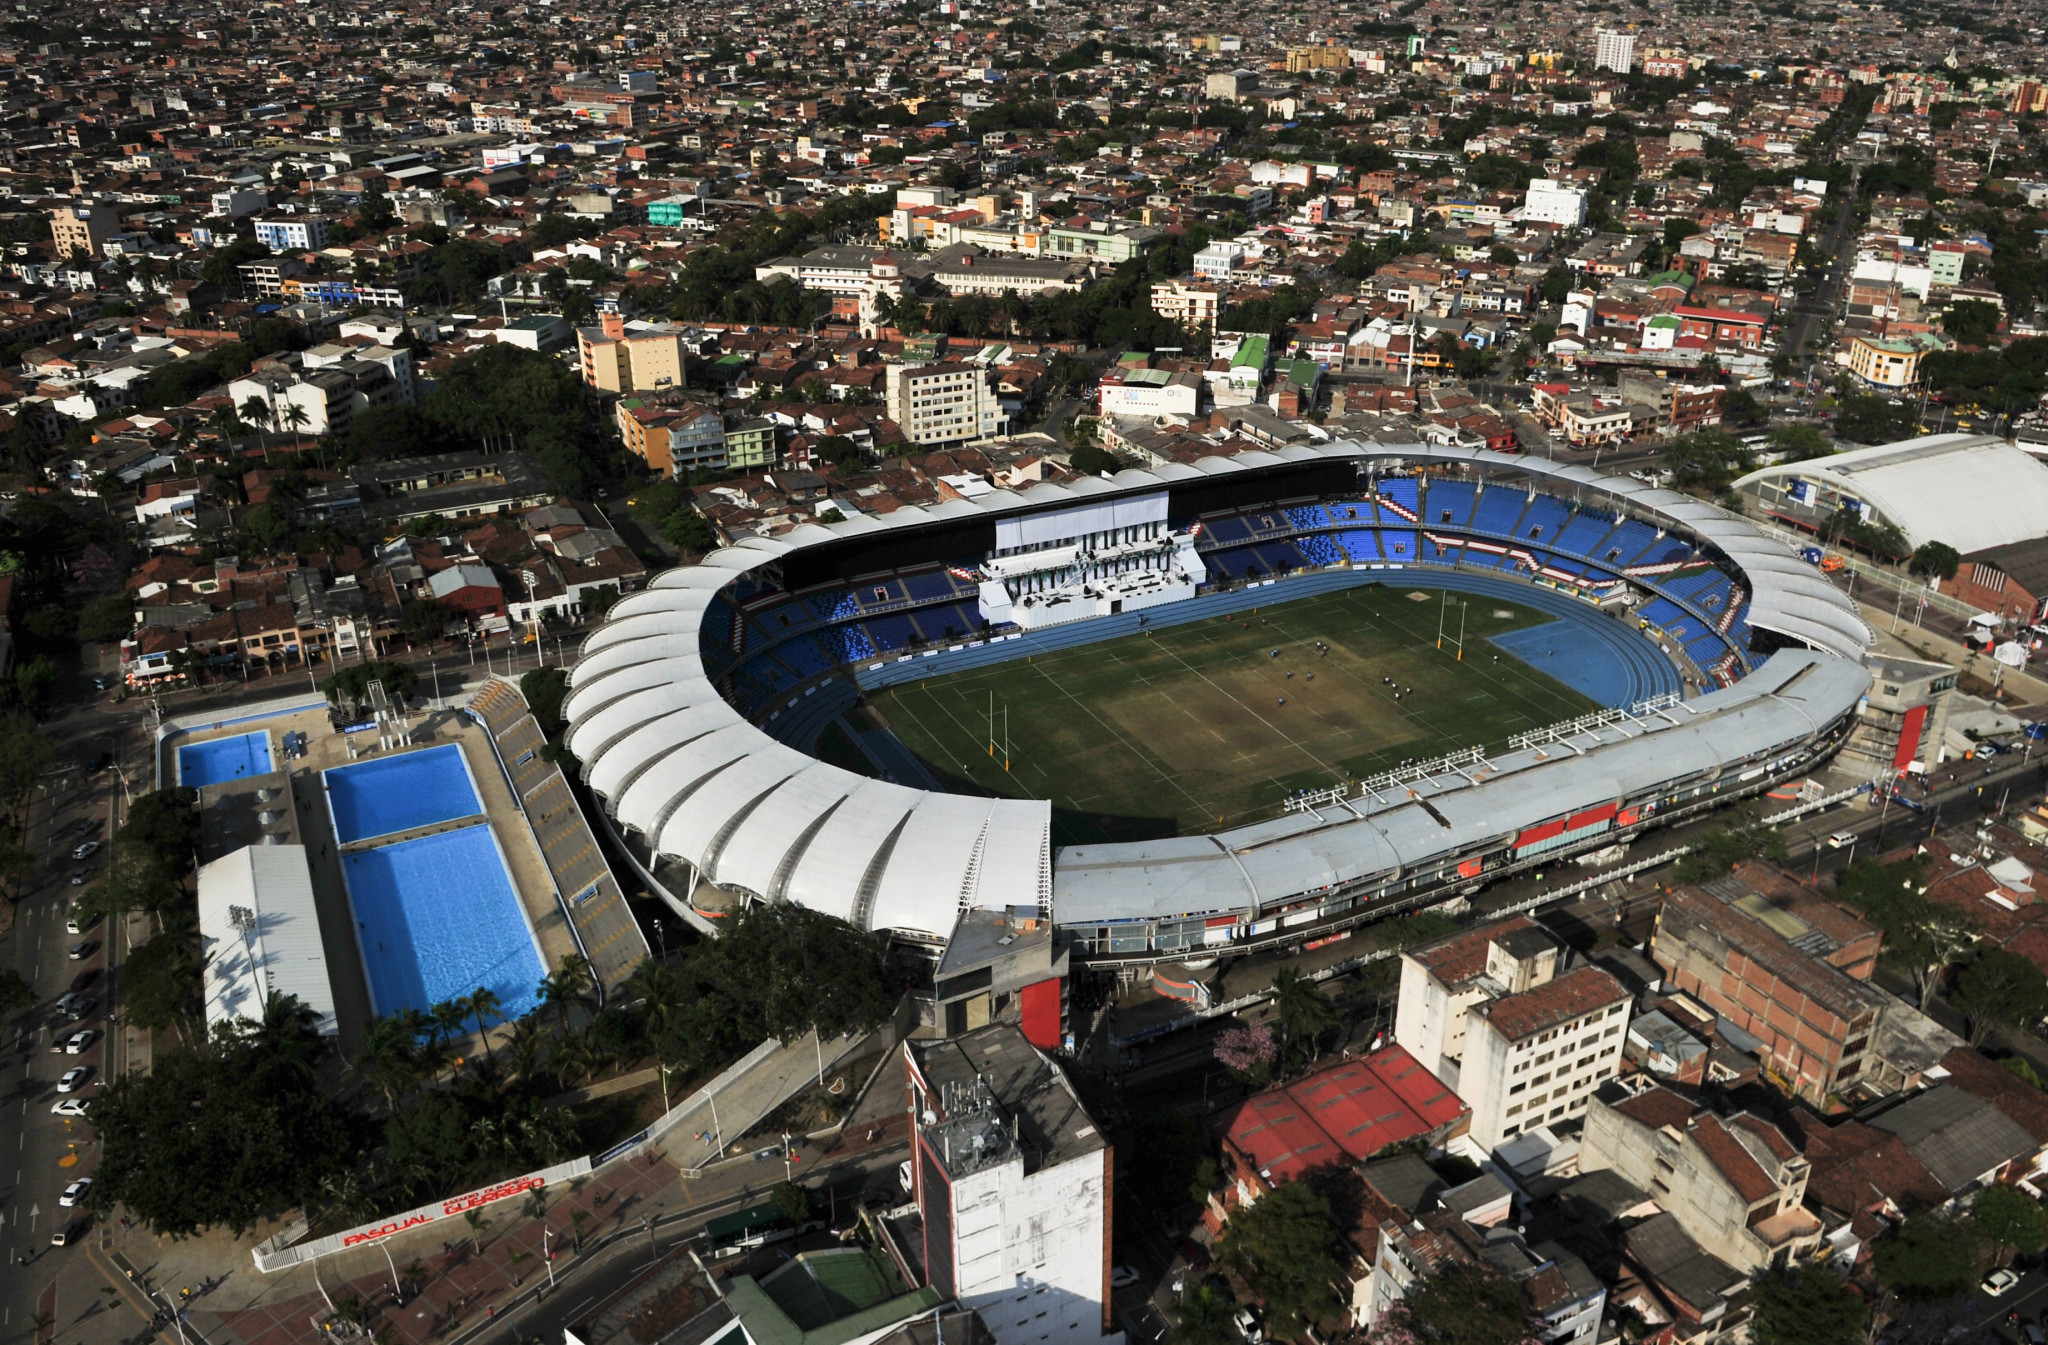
[177,731,274,787]
[325,744,482,844]
[343,825,545,1020]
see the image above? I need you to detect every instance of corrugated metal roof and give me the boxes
[197,843,338,1035]
[1734,433,2048,553]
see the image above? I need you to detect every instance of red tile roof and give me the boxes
[1220,1045,1469,1189]
[1478,966,1629,1043]
[1407,914,1539,985]
[1690,1114,1777,1205]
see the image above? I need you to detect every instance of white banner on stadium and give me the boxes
[252,1156,592,1272]
[996,492,1167,551]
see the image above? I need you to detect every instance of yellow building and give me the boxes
[1845,335,1928,390]
[578,314,690,395]
[1285,46,1350,73]
[51,202,122,259]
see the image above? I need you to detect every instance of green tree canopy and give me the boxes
[1908,540,1961,581]
[1835,856,1974,1010]
[1766,423,1835,463]
[1870,1213,1983,1299]
[1385,1261,1538,1345]
[1748,1264,1866,1345]
[1955,949,2048,1046]
[1218,1180,1342,1337]
[1972,1184,2048,1262]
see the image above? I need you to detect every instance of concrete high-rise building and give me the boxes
[1520,179,1589,229]
[885,361,1007,448]
[50,202,122,260]
[1594,28,1636,73]
[904,1025,1119,1345]
[578,314,691,395]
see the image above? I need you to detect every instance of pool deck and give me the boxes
[174,706,581,1056]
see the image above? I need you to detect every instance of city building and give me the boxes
[1581,1078,1823,1271]
[1193,242,1247,282]
[253,215,332,252]
[1520,179,1589,229]
[1845,334,1932,389]
[578,315,690,395]
[1594,28,1637,73]
[1941,540,2048,625]
[886,362,1007,449]
[1732,434,2048,553]
[904,1025,1118,1345]
[1150,280,1222,330]
[1836,653,1958,777]
[51,202,122,259]
[1650,867,1888,1106]
[617,399,726,476]
[196,843,337,1037]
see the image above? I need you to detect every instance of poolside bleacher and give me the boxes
[465,677,647,998]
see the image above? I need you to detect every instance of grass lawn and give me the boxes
[864,584,1600,845]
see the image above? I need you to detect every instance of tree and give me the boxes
[1174,1283,1237,1345]
[91,994,360,1238]
[1836,857,1974,1010]
[1270,967,1338,1064]
[770,1180,812,1225]
[1909,540,1961,582]
[122,932,204,1044]
[521,667,570,739]
[1213,1021,1278,1075]
[1942,299,2001,347]
[1955,949,2048,1046]
[324,659,420,706]
[1218,1180,1342,1337]
[1748,1264,1866,1345]
[466,987,504,1061]
[1972,1184,2048,1262]
[1766,423,1835,463]
[1870,1213,1983,1299]
[1376,1261,1538,1345]
[0,712,54,836]
[77,595,135,645]
[689,905,894,1044]
[1675,810,1787,882]
[1070,442,1121,476]
[1662,430,1756,495]
[241,503,289,553]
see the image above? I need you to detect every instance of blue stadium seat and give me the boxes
[1297,533,1343,566]
[1379,479,1420,515]
[856,578,908,610]
[1255,541,1305,572]
[1203,516,1252,544]
[903,570,956,603]
[1548,510,1614,559]
[830,623,876,663]
[1380,531,1417,560]
[1338,530,1381,562]
[865,613,917,651]
[1635,539,1695,570]
[1426,480,1477,528]
[1519,496,1571,541]
[1329,501,1373,526]
[1471,488,1527,537]
[1603,520,1662,566]
[777,637,832,679]
[1283,505,1329,531]
[1686,631,1730,666]
[1636,598,1694,638]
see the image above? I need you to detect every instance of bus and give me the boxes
[703,1203,795,1257]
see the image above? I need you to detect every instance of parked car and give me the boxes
[1982,1268,2020,1297]
[69,868,88,886]
[56,994,94,1021]
[50,1216,87,1247]
[67,940,96,961]
[1111,1267,1141,1290]
[58,1177,90,1207]
[68,968,97,994]
[70,841,100,861]
[56,1066,89,1093]
[64,1029,95,1055]
[50,1098,88,1117]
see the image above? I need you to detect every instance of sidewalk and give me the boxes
[1859,599,2048,708]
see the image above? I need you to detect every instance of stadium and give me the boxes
[565,443,1874,972]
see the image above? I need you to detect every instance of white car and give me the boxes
[1111,1266,1141,1289]
[1826,831,1858,849]
[50,1098,88,1117]
[56,1066,90,1093]
[70,841,100,861]
[64,1029,95,1055]
[58,1178,90,1208]
[1983,1268,2020,1297]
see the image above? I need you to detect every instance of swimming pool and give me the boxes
[177,731,274,788]
[324,744,483,845]
[342,824,545,1020]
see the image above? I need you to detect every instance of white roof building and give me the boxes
[1732,434,2048,553]
[197,843,339,1036]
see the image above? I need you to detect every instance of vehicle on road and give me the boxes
[1232,1308,1263,1345]
[56,993,94,1021]
[59,1177,90,1207]
[57,1065,90,1092]
[1112,1266,1141,1289]
[51,1217,86,1247]
[67,940,97,960]
[68,968,97,993]
[1982,1268,2020,1296]
[1826,831,1857,849]
[71,841,100,860]
[69,868,88,885]
[64,1029,95,1054]
[51,1098,89,1117]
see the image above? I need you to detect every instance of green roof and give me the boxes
[1230,334,1270,369]
[1123,368,1173,387]
[723,1253,943,1345]
[1281,359,1320,386]
[1646,270,1695,290]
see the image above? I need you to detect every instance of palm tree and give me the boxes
[281,401,311,456]
[538,953,596,1032]
[1269,967,1338,1063]
[352,1013,419,1108]
[466,987,505,1062]
[239,394,273,465]
[1174,1284,1235,1345]
[430,997,471,1052]
[504,1014,548,1084]
[463,1208,491,1255]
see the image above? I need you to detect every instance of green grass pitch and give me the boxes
[863,584,1601,845]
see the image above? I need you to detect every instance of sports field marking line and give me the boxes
[1018,660,1217,819]
[1143,630,1350,788]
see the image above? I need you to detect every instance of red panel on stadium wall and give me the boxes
[1893,704,1928,772]
[1457,857,1484,878]
[1205,915,1240,928]
[1020,978,1063,1049]
[1616,807,1641,827]
[1515,818,1567,849]
[1568,802,1619,831]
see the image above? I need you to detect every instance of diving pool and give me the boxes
[342,824,545,1020]
[177,731,274,788]
[324,744,483,845]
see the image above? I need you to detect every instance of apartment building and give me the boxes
[1650,869,1888,1106]
[904,1025,1118,1345]
[616,399,726,476]
[227,363,401,438]
[1396,916,1560,1088]
[253,215,331,252]
[1464,967,1632,1149]
[1582,1078,1824,1271]
[886,362,1007,449]
[1521,179,1588,229]
[1616,373,1724,433]
[578,314,690,395]
[51,202,122,259]
[1846,334,1929,389]
[1594,28,1636,73]
[1150,279,1222,329]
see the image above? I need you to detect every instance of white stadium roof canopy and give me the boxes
[1732,433,2048,552]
